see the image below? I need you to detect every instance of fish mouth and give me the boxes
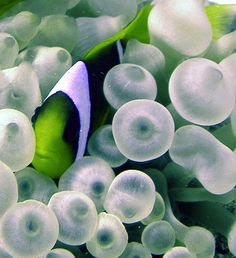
[33,148,58,162]
[32,148,63,178]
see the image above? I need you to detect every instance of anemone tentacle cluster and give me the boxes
[0,0,235,257]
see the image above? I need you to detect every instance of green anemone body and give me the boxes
[205,4,236,40]
[32,91,79,178]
